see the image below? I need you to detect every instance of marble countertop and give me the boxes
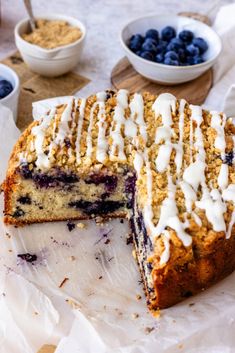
[0,0,231,97]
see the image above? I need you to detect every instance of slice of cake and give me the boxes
[2,90,235,310]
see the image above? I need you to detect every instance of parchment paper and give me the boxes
[0,97,235,353]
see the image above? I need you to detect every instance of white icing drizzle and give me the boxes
[160,230,171,265]
[133,151,143,177]
[75,98,86,164]
[152,93,176,127]
[110,89,128,161]
[153,94,176,173]
[31,108,56,169]
[96,96,108,163]
[175,99,186,175]
[86,92,106,159]
[55,98,74,145]
[129,93,147,143]
[222,184,235,239]
[211,111,228,189]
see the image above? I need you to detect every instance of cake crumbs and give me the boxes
[34,311,39,315]
[136,294,142,300]
[98,275,103,279]
[59,277,69,288]
[132,249,137,260]
[153,309,161,318]
[132,312,139,319]
[104,238,110,244]
[66,298,81,309]
[178,344,183,349]
[5,233,11,239]
[69,255,76,261]
[145,327,154,334]
[77,222,85,229]
[67,220,75,232]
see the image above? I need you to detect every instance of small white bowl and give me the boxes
[0,63,20,122]
[14,14,86,77]
[120,14,222,84]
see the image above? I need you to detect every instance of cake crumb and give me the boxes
[178,344,183,349]
[59,277,69,288]
[98,275,103,279]
[34,311,38,315]
[95,216,104,225]
[132,249,137,260]
[145,327,154,334]
[132,313,139,319]
[77,222,85,229]
[8,249,12,253]
[66,298,81,309]
[153,309,161,318]
[5,233,11,239]
[136,294,142,300]
[69,255,76,261]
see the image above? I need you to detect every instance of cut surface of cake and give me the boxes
[2,90,235,310]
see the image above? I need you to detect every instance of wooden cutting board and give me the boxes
[111,57,213,105]
[111,12,212,105]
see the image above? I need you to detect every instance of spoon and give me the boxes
[23,0,36,32]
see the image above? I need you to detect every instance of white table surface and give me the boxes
[0,0,231,97]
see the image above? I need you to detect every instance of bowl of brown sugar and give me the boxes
[15,14,86,77]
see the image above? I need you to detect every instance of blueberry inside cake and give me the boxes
[2,90,235,310]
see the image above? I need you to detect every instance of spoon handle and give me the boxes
[23,0,36,31]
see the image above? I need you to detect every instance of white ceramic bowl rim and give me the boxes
[15,14,86,54]
[0,63,20,103]
[120,14,222,70]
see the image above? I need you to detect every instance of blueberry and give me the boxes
[161,26,176,41]
[18,253,37,263]
[129,34,144,52]
[67,220,75,232]
[165,51,179,60]
[155,53,164,63]
[136,50,142,56]
[179,30,194,42]
[141,38,158,53]
[186,44,200,57]
[178,48,187,63]
[17,196,31,205]
[192,56,204,65]
[0,79,13,99]
[155,42,167,54]
[140,51,154,61]
[224,151,234,166]
[164,57,179,66]
[167,37,185,51]
[145,29,159,42]
[192,37,208,54]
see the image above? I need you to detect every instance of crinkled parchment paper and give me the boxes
[0,99,235,353]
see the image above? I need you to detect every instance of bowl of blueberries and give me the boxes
[120,14,222,84]
[0,63,20,121]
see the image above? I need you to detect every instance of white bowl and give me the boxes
[0,63,20,122]
[120,14,222,84]
[14,14,86,77]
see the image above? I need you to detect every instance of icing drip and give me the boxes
[55,98,74,145]
[110,89,128,161]
[133,151,143,177]
[160,230,171,265]
[143,154,192,247]
[129,93,147,143]
[153,94,176,173]
[96,96,108,163]
[152,93,176,127]
[175,99,186,175]
[75,98,86,164]
[32,108,56,169]
[211,111,228,189]
[222,184,235,239]
[86,92,106,159]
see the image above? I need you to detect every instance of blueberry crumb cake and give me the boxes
[2,90,235,310]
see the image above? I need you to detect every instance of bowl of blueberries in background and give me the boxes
[0,64,20,121]
[120,14,222,84]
